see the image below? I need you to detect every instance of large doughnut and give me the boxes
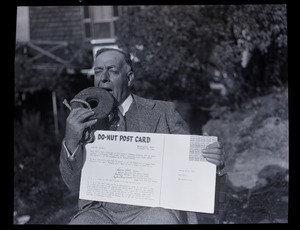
[70,87,117,120]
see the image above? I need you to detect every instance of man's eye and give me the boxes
[109,69,118,74]
[94,69,103,74]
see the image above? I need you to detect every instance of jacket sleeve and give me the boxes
[155,101,190,135]
[59,141,86,194]
[167,102,190,134]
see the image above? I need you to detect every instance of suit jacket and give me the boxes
[59,94,198,223]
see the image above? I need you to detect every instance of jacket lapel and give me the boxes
[132,95,161,133]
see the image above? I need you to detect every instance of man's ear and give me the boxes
[127,71,135,87]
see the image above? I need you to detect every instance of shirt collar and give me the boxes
[118,94,133,116]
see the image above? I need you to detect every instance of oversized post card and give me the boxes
[79,130,217,213]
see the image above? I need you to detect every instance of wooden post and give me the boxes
[52,90,59,137]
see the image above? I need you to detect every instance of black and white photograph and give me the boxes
[14,4,288,225]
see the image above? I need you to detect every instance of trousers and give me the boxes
[69,202,185,224]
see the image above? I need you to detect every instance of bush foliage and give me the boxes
[116,5,287,106]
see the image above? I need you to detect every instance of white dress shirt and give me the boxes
[118,94,133,116]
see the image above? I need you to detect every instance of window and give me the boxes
[83,6,121,40]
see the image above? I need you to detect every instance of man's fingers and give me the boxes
[70,107,88,115]
[205,158,221,166]
[204,155,224,166]
[66,109,96,128]
[202,148,222,155]
[202,143,225,166]
[70,107,93,115]
[69,108,95,122]
[82,119,98,129]
[202,152,222,160]
[206,141,222,148]
[77,110,95,122]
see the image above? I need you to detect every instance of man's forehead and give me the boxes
[96,50,125,63]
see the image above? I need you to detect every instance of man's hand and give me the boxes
[202,141,225,167]
[64,108,97,152]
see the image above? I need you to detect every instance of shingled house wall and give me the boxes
[29,6,84,43]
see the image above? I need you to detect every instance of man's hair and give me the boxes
[95,48,133,71]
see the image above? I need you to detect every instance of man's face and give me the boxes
[94,50,133,105]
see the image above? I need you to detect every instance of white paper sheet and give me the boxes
[79,130,217,213]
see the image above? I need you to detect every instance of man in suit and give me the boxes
[60,48,225,224]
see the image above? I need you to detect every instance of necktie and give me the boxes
[109,107,126,131]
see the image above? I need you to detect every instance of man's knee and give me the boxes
[132,207,181,224]
[69,209,114,225]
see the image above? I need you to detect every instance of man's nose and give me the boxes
[100,70,110,82]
